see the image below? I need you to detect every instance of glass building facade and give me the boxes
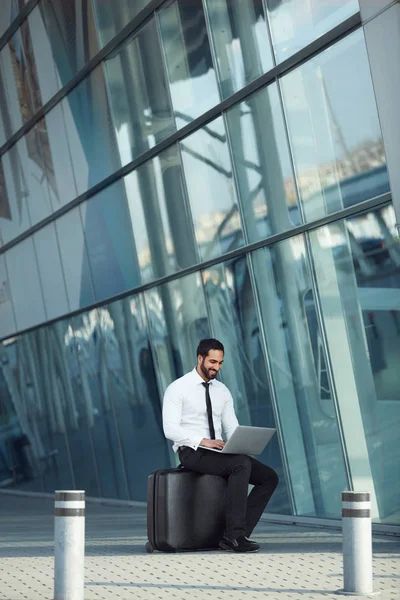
[0,0,399,526]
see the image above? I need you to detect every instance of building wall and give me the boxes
[0,0,399,524]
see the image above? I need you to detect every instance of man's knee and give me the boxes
[231,454,252,474]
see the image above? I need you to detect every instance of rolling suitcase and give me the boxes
[145,467,227,553]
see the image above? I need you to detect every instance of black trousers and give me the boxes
[178,447,279,540]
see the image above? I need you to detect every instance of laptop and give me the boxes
[199,426,276,456]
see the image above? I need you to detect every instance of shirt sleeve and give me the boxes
[221,388,239,440]
[162,384,203,450]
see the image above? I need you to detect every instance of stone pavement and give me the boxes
[0,493,399,600]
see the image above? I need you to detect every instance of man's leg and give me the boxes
[245,457,279,537]
[179,447,251,540]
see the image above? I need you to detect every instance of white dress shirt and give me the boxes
[163,368,239,453]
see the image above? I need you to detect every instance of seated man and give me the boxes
[162,338,279,553]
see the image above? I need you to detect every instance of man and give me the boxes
[162,338,279,553]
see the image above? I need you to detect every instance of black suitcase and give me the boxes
[145,467,227,553]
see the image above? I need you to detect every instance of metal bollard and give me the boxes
[337,491,379,596]
[54,490,85,600]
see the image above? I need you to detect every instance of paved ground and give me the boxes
[0,493,399,600]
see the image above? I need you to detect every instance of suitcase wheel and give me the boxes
[145,541,154,553]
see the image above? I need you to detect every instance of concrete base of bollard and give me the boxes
[336,590,380,596]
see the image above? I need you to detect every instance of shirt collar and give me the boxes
[191,367,215,385]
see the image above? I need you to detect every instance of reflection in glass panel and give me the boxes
[33,223,69,321]
[266,0,359,63]
[0,329,75,494]
[226,83,300,244]
[281,30,390,222]
[202,258,290,513]
[104,19,175,166]
[70,310,129,499]
[158,0,220,128]
[0,150,30,245]
[92,0,153,48]
[252,236,348,518]
[204,0,273,99]
[98,296,171,500]
[0,254,16,339]
[6,238,46,331]
[64,65,121,195]
[146,272,210,394]
[80,182,141,302]
[309,204,400,523]
[180,116,244,261]
[44,103,81,208]
[125,145,198,283]
[0,1,20,39]
[31,0,100,102]
[55,206,95,311]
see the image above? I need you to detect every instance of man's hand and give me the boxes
[200,438,225,449]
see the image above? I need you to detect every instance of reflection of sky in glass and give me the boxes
[268,0,359,62]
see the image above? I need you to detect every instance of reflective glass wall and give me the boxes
[1,0,400,525]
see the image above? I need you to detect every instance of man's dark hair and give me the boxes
[196,338,224,358]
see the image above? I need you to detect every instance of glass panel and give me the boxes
[125,144,198,283]
[281,30,390,223]
[309,204,400,524]
[71,309,129,499]
[146,272,211,392]
[33,223,69,321]
[0,329,75,493]
[252,236,348,518]
[226,83,300,244]
[0,254,16,339]
[98,296,172,500]
[64,65,121,195]
[92,0,153,48]
[0,150,30,245]
[55,206,95,311]
[0,1,19,39]
[158,0,220,128]
[44,102,80,209]
[266,0,359,63]
[5,238,46,331]
[180,116,244,261]
[103,18,175,166]
[35,0,100,95]
[204,0,273,99]
[80,182,141,302]
[202,258,290,513]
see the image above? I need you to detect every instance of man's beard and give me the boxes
[200,359,217,380]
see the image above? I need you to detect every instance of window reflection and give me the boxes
[281,30,390,222]
[98,296,171,500]
[158,0,220,128]
[180,116,244,261]
[125,145,198,283]
[266,0,359,63]
[204,0,273,99]
[252,236,348,518]
[309,204,400,523]
[0,255,16,339]
[226,83,300,244]
[0,328,76,493]
[104,19,175,166]
[201,259,291,513]
[92,0,153,48]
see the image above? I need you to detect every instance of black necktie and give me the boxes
[202,382,215,439]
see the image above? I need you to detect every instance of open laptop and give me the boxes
[199,426,275,456]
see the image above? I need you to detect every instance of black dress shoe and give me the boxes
[219,535,260,553]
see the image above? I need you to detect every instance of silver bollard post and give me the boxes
[337,491,379,596]
[54,490,85,600]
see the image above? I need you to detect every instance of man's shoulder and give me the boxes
[211,379,231,395]
[164,370,196,395]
